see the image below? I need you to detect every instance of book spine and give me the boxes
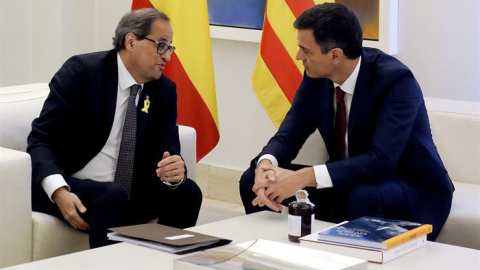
[383,224,432,250]
[382,236,427,263]
[300,240,383,263]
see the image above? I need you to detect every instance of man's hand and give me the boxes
[262,165,317,205]
[52,187,89,230]
[252,159,276,193]
[251,160,283,212]
[156,151,185,183]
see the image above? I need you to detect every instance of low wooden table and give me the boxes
[6,211,480,270]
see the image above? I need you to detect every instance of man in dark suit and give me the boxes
[239,3,453,240]
[27,8,202,248]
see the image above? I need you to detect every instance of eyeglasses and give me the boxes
[142,37,176,55]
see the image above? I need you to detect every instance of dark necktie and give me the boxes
[335,86,347,160]
[114,84,141,199]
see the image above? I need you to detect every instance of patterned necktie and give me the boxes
[114,84,141,199]
[335,86,347,160]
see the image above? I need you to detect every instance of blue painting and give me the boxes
[207,0,266,30]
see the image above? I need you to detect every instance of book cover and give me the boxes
[174,239,367,270]
[107,223,231,254]
[316,217,432,250]
[300,233,427,264]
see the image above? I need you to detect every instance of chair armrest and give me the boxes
[0,147,32,267]
[32,212,89,261]
[178,125,196,181]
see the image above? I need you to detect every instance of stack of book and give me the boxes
[299,216,432,264]
[175,239,367,270]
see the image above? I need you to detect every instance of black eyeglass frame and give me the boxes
[139,36,176,55]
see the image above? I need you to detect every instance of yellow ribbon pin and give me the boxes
[141,96,150,113]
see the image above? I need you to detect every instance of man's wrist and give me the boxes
[257,159,272,168]
[162,175,186,189]
[52,187,68,203]
[257,154,278,167]
[297,167,317,188]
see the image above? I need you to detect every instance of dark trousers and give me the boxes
[33,176,202,248]
[239,165,409,223]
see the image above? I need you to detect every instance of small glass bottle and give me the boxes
[288,190,315,243]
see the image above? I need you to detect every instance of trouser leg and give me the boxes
[345,177,409,221]
[155,179,203,228]
[33,177,129,248]
[130,178,203,228]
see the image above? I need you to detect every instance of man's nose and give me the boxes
[296,50,303,61]
[161,50,173,62]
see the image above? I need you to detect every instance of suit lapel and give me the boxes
[102,51,119,143]
[348,51,374,140]
[316,80,336,155]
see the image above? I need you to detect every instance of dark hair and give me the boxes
[294,3,362,59]
[112,8,170,51]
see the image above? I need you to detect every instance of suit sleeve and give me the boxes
[327,71,422,191]
[161,81,181,156]
[252,78,318,168]
[152,79,184,173]
[27,56,86,188]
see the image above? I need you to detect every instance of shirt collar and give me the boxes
[117,53,144,91]
[333,56,361,95]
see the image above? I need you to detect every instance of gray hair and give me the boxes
[112,8,170,51]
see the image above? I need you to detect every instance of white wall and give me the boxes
[1,0,478,171]
[200,39,277,168]
[0,0,130,87]
[396,0,480,102]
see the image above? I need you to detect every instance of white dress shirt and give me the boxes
[258,57,362,189]
[41,53,143,201]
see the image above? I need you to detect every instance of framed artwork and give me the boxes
[208,0,397,54]
[207,0,266,30]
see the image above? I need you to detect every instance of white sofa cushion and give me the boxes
[0,147,32,267]
[179,125,197,181]
[32,212,89,261]
[429,111,480,185]
[0,83,50,151]
[436,181,480,249]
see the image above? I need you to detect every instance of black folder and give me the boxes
[108,223,232,254]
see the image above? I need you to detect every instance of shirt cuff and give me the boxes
[313,165,333,189]
[41,174,70,202]
[162,175,186,190]
[257,154,278,167]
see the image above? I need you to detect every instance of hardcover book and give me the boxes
[316,217,432,250]
[300,233,427,264]
[174,239,367,270]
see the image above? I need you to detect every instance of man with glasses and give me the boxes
[27,8,202,248]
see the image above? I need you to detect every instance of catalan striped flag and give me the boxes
[132,0,219,161]
[252,0,331,128]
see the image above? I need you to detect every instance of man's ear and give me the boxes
[124,32,137,50]
[331,48,344,64]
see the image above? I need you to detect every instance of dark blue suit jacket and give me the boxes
[27,50,182,203]
[255,48,454,239]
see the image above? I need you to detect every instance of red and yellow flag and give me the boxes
[132,0,219,161]
[252,0,331,128]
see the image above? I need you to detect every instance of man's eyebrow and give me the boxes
[299,45,309,51]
